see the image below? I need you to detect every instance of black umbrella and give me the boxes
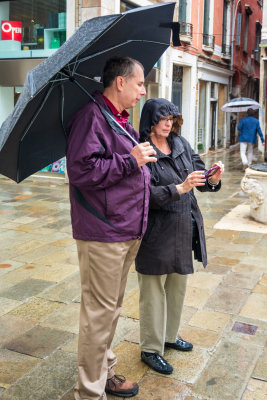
[0,2,179,183]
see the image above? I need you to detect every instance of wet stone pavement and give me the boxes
[0,145,266,400]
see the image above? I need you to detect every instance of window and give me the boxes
[243,6,252,54]
[203,0,210,35]
[254,22,262,63]
[178,0,187,22]
[236,12,242,47]
[0,0,66,58]
[120,1,136,12]
[172,65,183,113]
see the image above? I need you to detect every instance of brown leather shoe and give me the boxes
[105,374,139,398]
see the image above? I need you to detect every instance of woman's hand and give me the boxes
[176,171,206,195]
[207,161,224,184]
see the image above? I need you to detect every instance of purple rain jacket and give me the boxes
[66,91,151,242]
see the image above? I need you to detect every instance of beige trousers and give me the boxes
[138,272,188,356]
[74,239,141,400]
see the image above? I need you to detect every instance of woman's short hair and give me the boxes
[103,56,144,88]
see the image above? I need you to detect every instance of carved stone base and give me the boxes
[241,167,267,224]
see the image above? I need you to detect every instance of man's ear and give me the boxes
[116,76,124,92]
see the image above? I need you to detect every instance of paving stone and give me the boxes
[253,284,267,295]
[259,274,267,286]
[8,297,62,322]
[32,263,78,282]
[0,349,40,388]
[113,342,148,381]
[112,316,139,348]
[49,238,75,247]
[164,346,208,384]
[188,272,222,291]
[0,265,44,287]
[222,272,260,290]
[40,303,80,334]
[0,298,22,317]
[134,374,192,400]
[188,309,231,332]
[232,321,257,335]
[207,256,240,266]
[179,326,220,349]
[4,325,74,359]
[204,262,232,274]
[0,315,35,347]
[204,284,250,314]
[180,306,197,326]
[120,289,139,319]
[13,244,61,263]
[223,315,267,347]
[0,350,77,400]
[252,347,267,381]
[0,260,25,277]
[9,240,47,255]
[233,263,267,274]
[38,272,80,303]
[184,286,212,309]
[124,270,138,297]
[0,279,53,301]
[60,336,78,354]
[192,340,261,400]
[241,378,267,400]
[34,249,75,266]
[240,293,267,321]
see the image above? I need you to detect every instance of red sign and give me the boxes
[1,21,22,41]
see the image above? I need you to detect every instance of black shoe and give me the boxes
[141,351,173,374]
[165,338,193,351]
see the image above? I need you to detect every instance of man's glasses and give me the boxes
[204,166,220,179]
[159,117,177,123]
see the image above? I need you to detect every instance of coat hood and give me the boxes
[140,98,180,142]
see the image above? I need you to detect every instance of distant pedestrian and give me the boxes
[135,98,224,375]
[66,57,157,400]
[237,108,264,169]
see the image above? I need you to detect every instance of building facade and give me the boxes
[0,0,263,177]
[259,0,267,160]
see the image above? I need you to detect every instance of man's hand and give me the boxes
[130,142,157,167]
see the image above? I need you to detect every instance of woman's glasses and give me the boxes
[159,117,177,123]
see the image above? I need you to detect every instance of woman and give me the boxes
[136,98,224,374]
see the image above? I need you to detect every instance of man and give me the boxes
[238,108,265,169]
[66,57,157,400]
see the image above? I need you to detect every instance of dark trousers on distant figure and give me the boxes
[74,239,140,400]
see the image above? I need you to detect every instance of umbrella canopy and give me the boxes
[0,2,177,183]
[221,97,261,112]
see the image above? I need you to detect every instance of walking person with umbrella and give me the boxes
[66,56,157,400]
[237,108,265,169]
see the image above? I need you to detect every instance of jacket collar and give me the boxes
[149,132,185,160]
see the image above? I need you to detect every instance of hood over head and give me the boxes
[139,98,180,142]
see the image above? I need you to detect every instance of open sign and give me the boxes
[1,21,22,41]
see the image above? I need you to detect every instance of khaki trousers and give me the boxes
[74,239,141,400]
[138,272,188,356]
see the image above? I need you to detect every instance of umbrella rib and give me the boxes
[20,83,56,142]
[68,39,168,66]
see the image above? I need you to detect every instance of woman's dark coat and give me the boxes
[135,132,221,275]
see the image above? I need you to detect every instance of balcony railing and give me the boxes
[179,22,193,40]
[222,43,231,57]
[202,34,215,49]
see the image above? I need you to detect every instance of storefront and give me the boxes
[0,0,67,175]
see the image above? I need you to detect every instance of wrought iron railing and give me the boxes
[179,22,193,39]
[222,43,231,56]
[202,34,215,48]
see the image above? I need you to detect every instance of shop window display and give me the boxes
[0,0,66,58]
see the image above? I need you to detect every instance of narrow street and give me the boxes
[0,146,266,400]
